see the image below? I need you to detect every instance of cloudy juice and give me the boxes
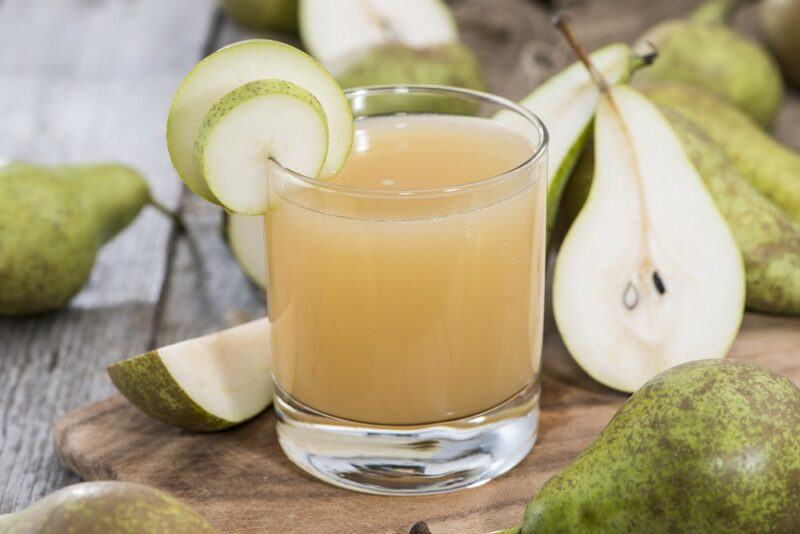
[265,113,546,425]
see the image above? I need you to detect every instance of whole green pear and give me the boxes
[762,0,800,87]
[0,481,216,533]
[640,82,800,226]
[0,163,151,316]
[557,109,800,315]
[218,0,297,33]
[335,43,486,116]
[521,359,800,533]
[634,0,784,127]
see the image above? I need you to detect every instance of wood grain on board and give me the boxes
[54,314,800,533]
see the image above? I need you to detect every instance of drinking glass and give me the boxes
[265,85,548,495]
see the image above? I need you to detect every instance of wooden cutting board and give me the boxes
[54,313,800,534]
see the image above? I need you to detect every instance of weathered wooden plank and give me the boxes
[0,0,218,513]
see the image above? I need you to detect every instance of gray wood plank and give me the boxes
[152,21,299,346]
[0,0,218,513]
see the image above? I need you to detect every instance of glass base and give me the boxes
[273,379,539,495]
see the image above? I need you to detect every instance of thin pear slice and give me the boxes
[225,213,267,290]
[108,318,272,431]
[196,79,328,214]
[553,85,744,393]
[167,39,352,203]
[496,44,639,241]
[299,0,458,67]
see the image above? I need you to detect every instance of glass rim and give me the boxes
[270,84,549,200]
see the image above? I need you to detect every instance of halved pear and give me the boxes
[496,44,640,242]
[299,0,458,67]
[196,79,328,214]
[108,318,272,431]
[225,213,267,290]
[553,85,745,393]
[167,39,352,203]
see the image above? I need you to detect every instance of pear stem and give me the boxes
[552,14,609,93]
[149,197,185,234]
[553,12,660,303]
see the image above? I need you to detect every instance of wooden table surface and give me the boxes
[1,0,798,520]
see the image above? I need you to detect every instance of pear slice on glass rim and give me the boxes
[108,318,272,431]
[167,39,352,204]
[553,85,745,393]
[195,79,329,215]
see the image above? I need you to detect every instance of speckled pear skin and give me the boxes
[522,360,800,533]
[0,481,216,533]
[219,0,297,33]
[641,82,800,227]
[664,109,800,314]
[335,43,486,115]
[107,351,233,432]
[634,0,784,127]
[0,163,150,316]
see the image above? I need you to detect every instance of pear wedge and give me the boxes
[108,318,272,431]
[224,213,267,290]
[496,44,642,243]
[639,82,800,226]
[299,0,458,67]
[553,85,745,393]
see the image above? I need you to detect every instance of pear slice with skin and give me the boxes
[495,43,646,244]
[196,79,328,214]
[108,318,272,431]
[167,39,352,204]
[553,84,745,393]
[224,213,267,290]
[299,0,458,67]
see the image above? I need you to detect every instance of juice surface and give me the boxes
[266,114,546,425]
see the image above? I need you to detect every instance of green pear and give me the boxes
[634,0,784,127]
[639,82,800,226]
[334,43,486,115]
[0,162,155,316]
[0,481,215,533]
[520,359,800,532]
[219,0,297,33]
[558,114,800,315]
[762,0,800,87]
[108,318,272,431]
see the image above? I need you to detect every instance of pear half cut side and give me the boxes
[496,43,637,242]
[108,318,272,431]
[553,85,745,393]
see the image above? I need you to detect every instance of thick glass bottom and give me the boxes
[273,378,540,495]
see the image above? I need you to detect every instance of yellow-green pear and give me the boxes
[0,482,215,533]
[219,0,297,33]
[0,162,159,316]
[634,0,784,126]
[640,82,800,226]
[520,360,800,532]
[762,0,800,87]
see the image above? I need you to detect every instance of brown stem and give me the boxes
[552,13,609,92]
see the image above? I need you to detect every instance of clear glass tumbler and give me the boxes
[265,85,548,495]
